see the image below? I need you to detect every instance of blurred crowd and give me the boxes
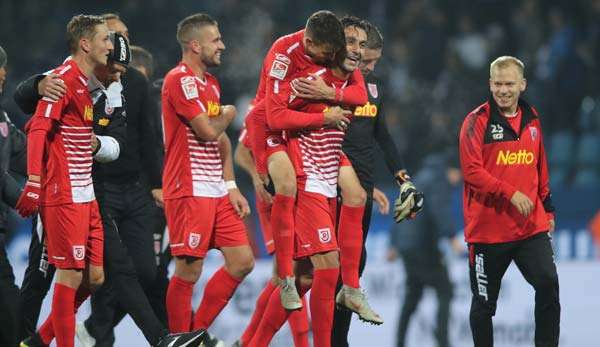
[1,0,599,186]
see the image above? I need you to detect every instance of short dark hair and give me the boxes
[340,15,368,33]
[364,21,384,50]
[100,13,121,21]
[130,45,154,78]
[177,13,218,47]
[66,14,106,54]
[305,10,345,53]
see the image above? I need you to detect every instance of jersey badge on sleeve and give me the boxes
[367,83,378,98]
[181,76,199,100]
[529,126,538,140]
[269,58,289,80]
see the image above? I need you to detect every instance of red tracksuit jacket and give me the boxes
[459,97,555,243]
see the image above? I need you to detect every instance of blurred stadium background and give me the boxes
[1,0,600,346]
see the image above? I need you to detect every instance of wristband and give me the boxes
[225,180,237,190]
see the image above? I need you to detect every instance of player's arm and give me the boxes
[218,133,250,217]
[94,102,127,163]
[14,73,67,114]
[373,91,408,182]
[459,114,516,198]
[535,116,555,229]
[188,105,235,141]
[16,95,65,217]
[234,139,272,204]
[291,68,368,106]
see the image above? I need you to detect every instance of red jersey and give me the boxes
[31,59,95,205]
[287,67,350,197]
[459,98,554,243]
[248,29,368,173]
[161,63,226,199]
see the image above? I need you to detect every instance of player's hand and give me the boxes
[549,219,555,233]
[373,187,390,215]
[151,188,164,208]
[228,188,251,218]
[253,175,273,205]
[220,105,237,121]
[291,74,334,100]
[323,106,351,131]
[510,191,534,217]
[395,169,411,185]
[38,74,67,101]
[91,133,99,153]
[394,181,424,223]
[16,179,42,217]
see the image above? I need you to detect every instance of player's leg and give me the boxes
[0,233,20,347]
[309,251,340,347]
[468,242,513,347]
[192,195,254,330]
[396,251,425,347]
[337,164,383,324]
[165,196,212,333]
[513,232,560,347]
[332,186,373,346]
[247,260,313,347]
[267,147,302,309]
[19,215,56,341]
[429,250,453,347]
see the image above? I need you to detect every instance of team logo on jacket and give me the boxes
[529,126,538,140]
[367,83,378,98]
[73,246,85,261]
[318,227,332,243]
[0,122,8,137]
[84,105,94,121]
[354,102,378,117]
[105,103,114,115]
[189,233,201,249]
[269,57,289,81]
[496,149,534,165]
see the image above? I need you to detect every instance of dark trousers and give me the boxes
[18,206,167,345]
[85,182,159,346]
[0,233,20,347]
[469,232,560,347]
[332,188,373,347]
[396,248,452,347]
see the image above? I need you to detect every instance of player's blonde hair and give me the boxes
[66,15,106,54]
[490,56,525,78]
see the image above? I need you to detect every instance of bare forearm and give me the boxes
[218,133,235,181]
[234,143,259,180]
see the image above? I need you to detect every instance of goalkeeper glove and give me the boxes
[394,181,424,223]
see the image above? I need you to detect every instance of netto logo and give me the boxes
[496,150,534,165]
[207,101,220,117]
[354,102,378,117]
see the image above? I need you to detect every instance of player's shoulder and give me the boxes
[461,101,490,133]
[271,29,303,56]
[163,64,195,89]
[204,71,220,86]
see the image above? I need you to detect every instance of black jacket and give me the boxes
[0,106,26,232]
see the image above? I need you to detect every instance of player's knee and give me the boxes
[533,270,559,293]
[88,270,105,291]
[275,177,296,196]
[231,256,255,278]
[470,296,496,318]
[342,186,367,207]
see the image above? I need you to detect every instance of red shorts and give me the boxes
[265,132,287,160]
[40,201,104,269]
[255,194,274,254]
[165,195,249,258]
[294,190,338,259]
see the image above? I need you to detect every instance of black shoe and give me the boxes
[155,329,208,347]
[20,334,48,347]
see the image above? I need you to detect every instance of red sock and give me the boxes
[311,268,340,347]
[288,296,310,347]
[240,281,277,345]
[271,194,295,279]
[338,205,364,288]
[167,275,195,333]
[192,267,241,330]
[52,283,76,347]
[38,285,91,344]
[247,287,291,347]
